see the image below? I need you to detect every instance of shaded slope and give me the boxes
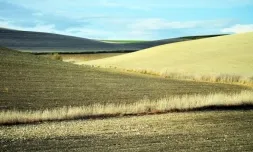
[0,28,225,53]
[86,32,253,78]
[0,47,246,111]
[0,28,116,52]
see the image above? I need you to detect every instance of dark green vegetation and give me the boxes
[1,110,252,151]
[101,40,149,43]
[180,34,228,39]
[101,36,227,43]
[0,28,226,53]
[0,46,247,111]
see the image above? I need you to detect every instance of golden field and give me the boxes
[84,33,253,84]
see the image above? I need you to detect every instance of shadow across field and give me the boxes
[192,104,253,111]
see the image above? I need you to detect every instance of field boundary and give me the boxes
[81,64,253,88]
[1,91,252,125]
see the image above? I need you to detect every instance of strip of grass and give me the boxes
[0,91,252,125]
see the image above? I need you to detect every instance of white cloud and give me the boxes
[0,21,56,33]
[108,30,157,40]
[28,24,56,33]
[221,24,253,33]
[129,19,231,30]
[1,17,241,40]
[64,27,113,39]
[0,20,10,27]
[0,19,156,40]
[96,0,253,9]
[0,20,113,39]
[97,0,253,9]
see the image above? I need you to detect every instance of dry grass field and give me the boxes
[85,32,253,85]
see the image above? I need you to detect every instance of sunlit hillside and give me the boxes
[85,32,253,81]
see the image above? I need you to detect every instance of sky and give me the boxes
[0,0,253,40]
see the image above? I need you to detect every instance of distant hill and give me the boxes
[0,28,226,53]
[85,32,253,82]
[100,40,149,43]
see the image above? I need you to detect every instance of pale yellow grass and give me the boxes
[61,53,125,62]
[82,65,253,86]
[83,33,253,84]
[1,90,252,125]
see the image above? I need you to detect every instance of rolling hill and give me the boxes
[85,32,253,83]
[1,47,253,151]
[0,28,225,53]
[1,46,245,111]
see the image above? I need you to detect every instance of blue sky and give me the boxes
[0,0,253,40]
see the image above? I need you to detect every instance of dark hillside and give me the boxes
[0,28,226,53]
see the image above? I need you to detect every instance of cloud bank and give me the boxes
[0,0,253,39]
[222,24,253,33]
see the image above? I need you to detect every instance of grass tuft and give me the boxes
[50,53,63,61]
